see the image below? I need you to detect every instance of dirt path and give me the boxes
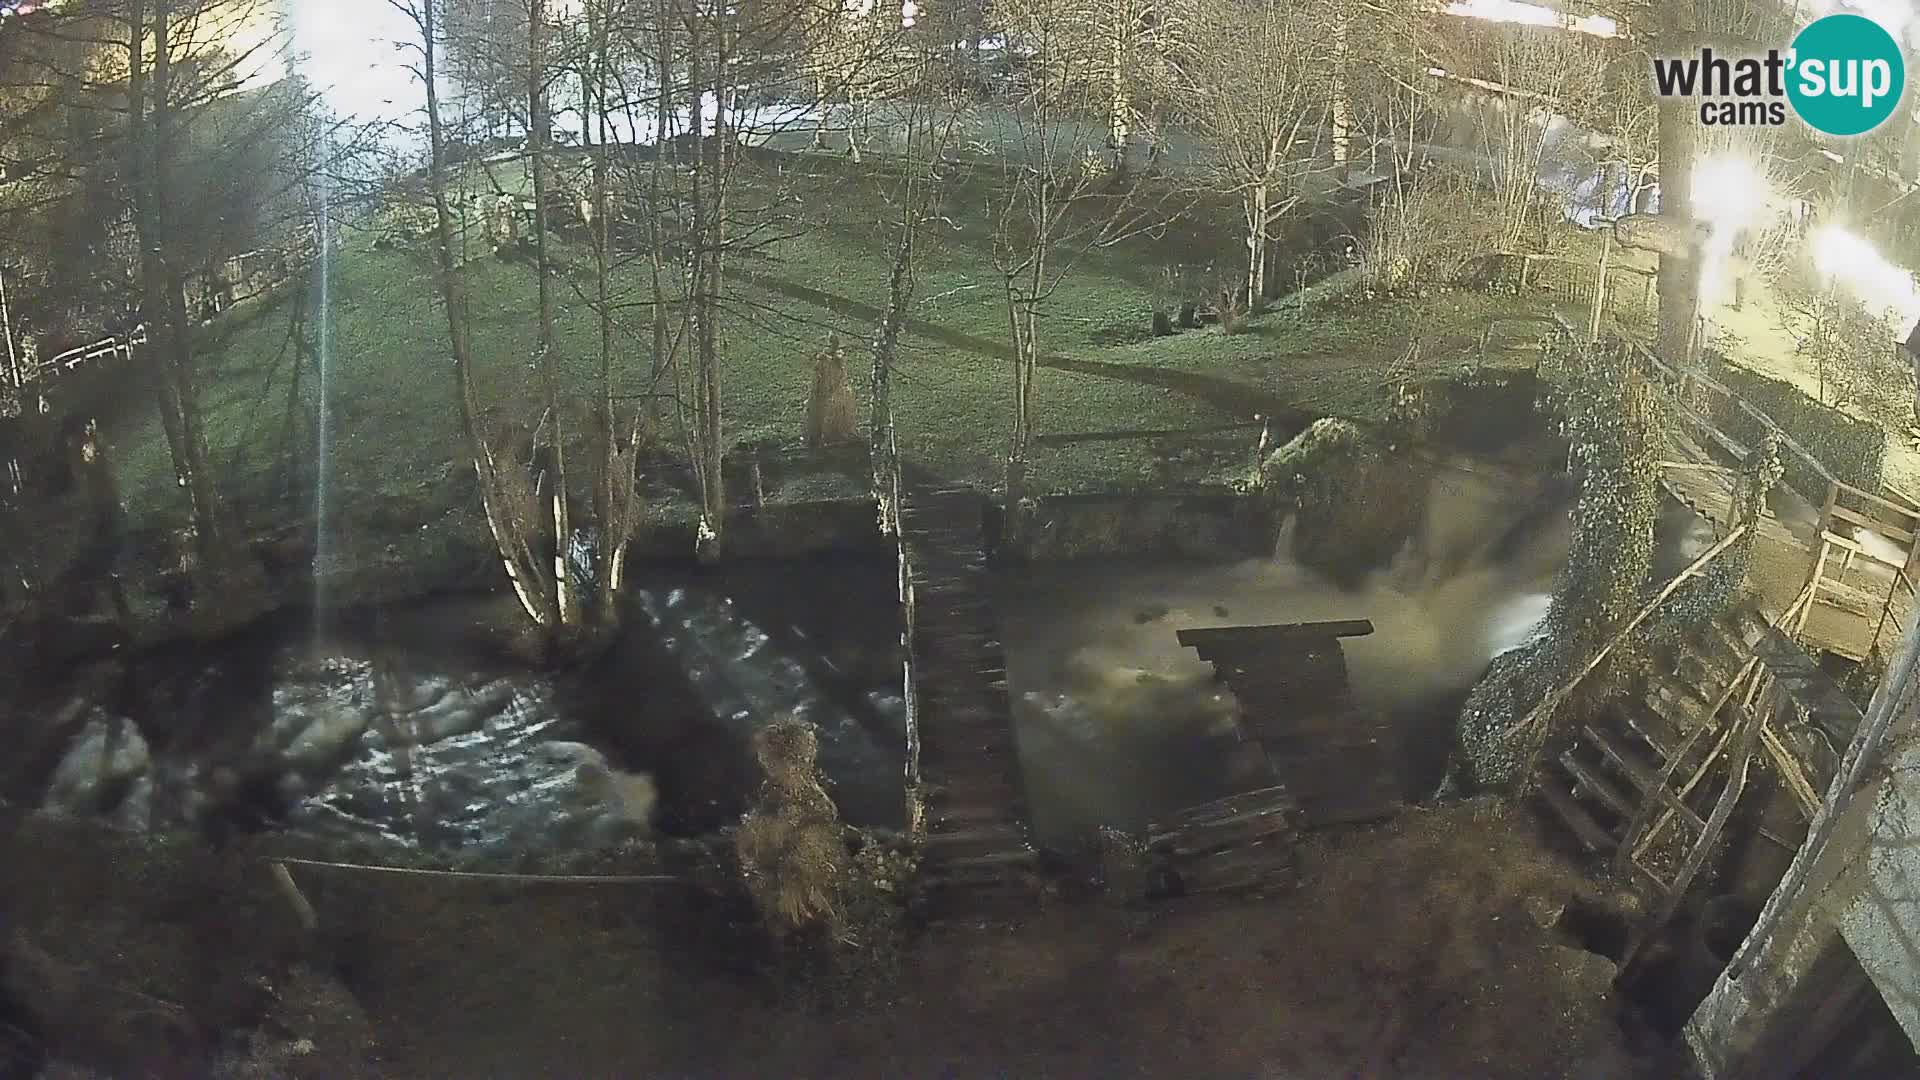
[0,802,1668,1078]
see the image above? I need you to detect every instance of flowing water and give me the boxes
[14,559,905,853]
[998,465,1574,847]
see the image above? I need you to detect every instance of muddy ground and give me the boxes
[0,800,1678,1079]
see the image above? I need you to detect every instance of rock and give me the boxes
[1519,892,1566,932]
[1547,944,1618,996]
[211,967,375,1080]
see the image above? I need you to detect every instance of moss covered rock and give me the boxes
[1260,418,1429,586]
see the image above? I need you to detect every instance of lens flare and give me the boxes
[1812,226,1920,335]
[1691,155,1774,312]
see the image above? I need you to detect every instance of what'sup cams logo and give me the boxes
[1653,13,1907,136]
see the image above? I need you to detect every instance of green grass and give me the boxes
[112,150,1548,552]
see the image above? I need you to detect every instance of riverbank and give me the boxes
[0,799,1667,1078]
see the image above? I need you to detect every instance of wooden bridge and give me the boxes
[895,481,1040,919]
[1533,317,1899,950]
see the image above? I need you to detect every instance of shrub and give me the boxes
[1711,359,1886,504]
[1361,167,1501,298]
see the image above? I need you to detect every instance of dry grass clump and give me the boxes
[736,718,850,937]
[804,335,860,448]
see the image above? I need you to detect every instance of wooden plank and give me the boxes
[1539,783,1618,853]
[1620,695,1766,979]
[1560,750,1636,818]
[1177,621,1375,648]
[1834,481,1920,523]
[1827,506,1917,547]
[1153,785,1296,828]
[1812,578,1882,617]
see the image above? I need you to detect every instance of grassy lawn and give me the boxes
[108,150,1550,552]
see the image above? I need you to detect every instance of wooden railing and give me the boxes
[1514,523,1753,739]
[1796,479,1920,660]
[3,327,148,396]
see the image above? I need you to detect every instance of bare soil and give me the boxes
[0,800,1674,1078]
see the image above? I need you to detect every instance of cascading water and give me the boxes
[999,463,1575,845]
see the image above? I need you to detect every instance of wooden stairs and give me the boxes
[899,485,1040,919]
[1534,604,1771,897]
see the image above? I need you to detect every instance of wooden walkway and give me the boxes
[898,484,1039,918]
[1177,620,1402,827]
[1628,334,1918,662]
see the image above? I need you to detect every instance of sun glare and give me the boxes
[1814,225,1920,335]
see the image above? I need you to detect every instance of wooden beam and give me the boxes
[1616,656,1756,878]
[1833,480,1920,523]
[1620,687,1767,981]
[1828,506,1917,548]
[1176,621,1375,649]
[1515,524,1750,737]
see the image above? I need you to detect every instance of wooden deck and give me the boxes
[1656,406,1914,663]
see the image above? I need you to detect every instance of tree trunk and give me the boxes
[872,223,911,534]
[131,0,228,569]
[1246,183,1269,306]
[1107,37,1130,175]
[650,0,673,409]
[686,3,726,562]
[1655,1,1700,368]
[528,0,576,626]
[813,74,830,150]
[1330,11,1351,181]
[422,0,552,627]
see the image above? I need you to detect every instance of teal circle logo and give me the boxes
[1787,14,1906,137]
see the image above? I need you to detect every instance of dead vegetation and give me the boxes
[736,718,852,938]
[803,334,861,449]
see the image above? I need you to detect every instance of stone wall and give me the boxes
[1000,491,1274,564]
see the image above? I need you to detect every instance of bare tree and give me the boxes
[121,0,291,580]
[1448,22,1606,254]
[391,0,568,633]
[989,0,1170,510]
[801,0,908,163]
[998,0,1188,176]
[867,73,966,534]
[1182,0,1327,307]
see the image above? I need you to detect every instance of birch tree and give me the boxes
[990,0,1170,513]
[1183,0,1326,307]
[391,0,571,637]
[868,68,965,535]
[999,0,1187,175]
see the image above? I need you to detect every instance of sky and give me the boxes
[288,0,422,125]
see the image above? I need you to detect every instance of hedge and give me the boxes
[1709,359,1886,506]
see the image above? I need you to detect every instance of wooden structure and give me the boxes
[1142,786,1301,897]
[1792,481,1919,662]
[1,328,147,417]
[897,483,1039,918]
[1553,311,1920,663]
[1176,620,1402,827]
